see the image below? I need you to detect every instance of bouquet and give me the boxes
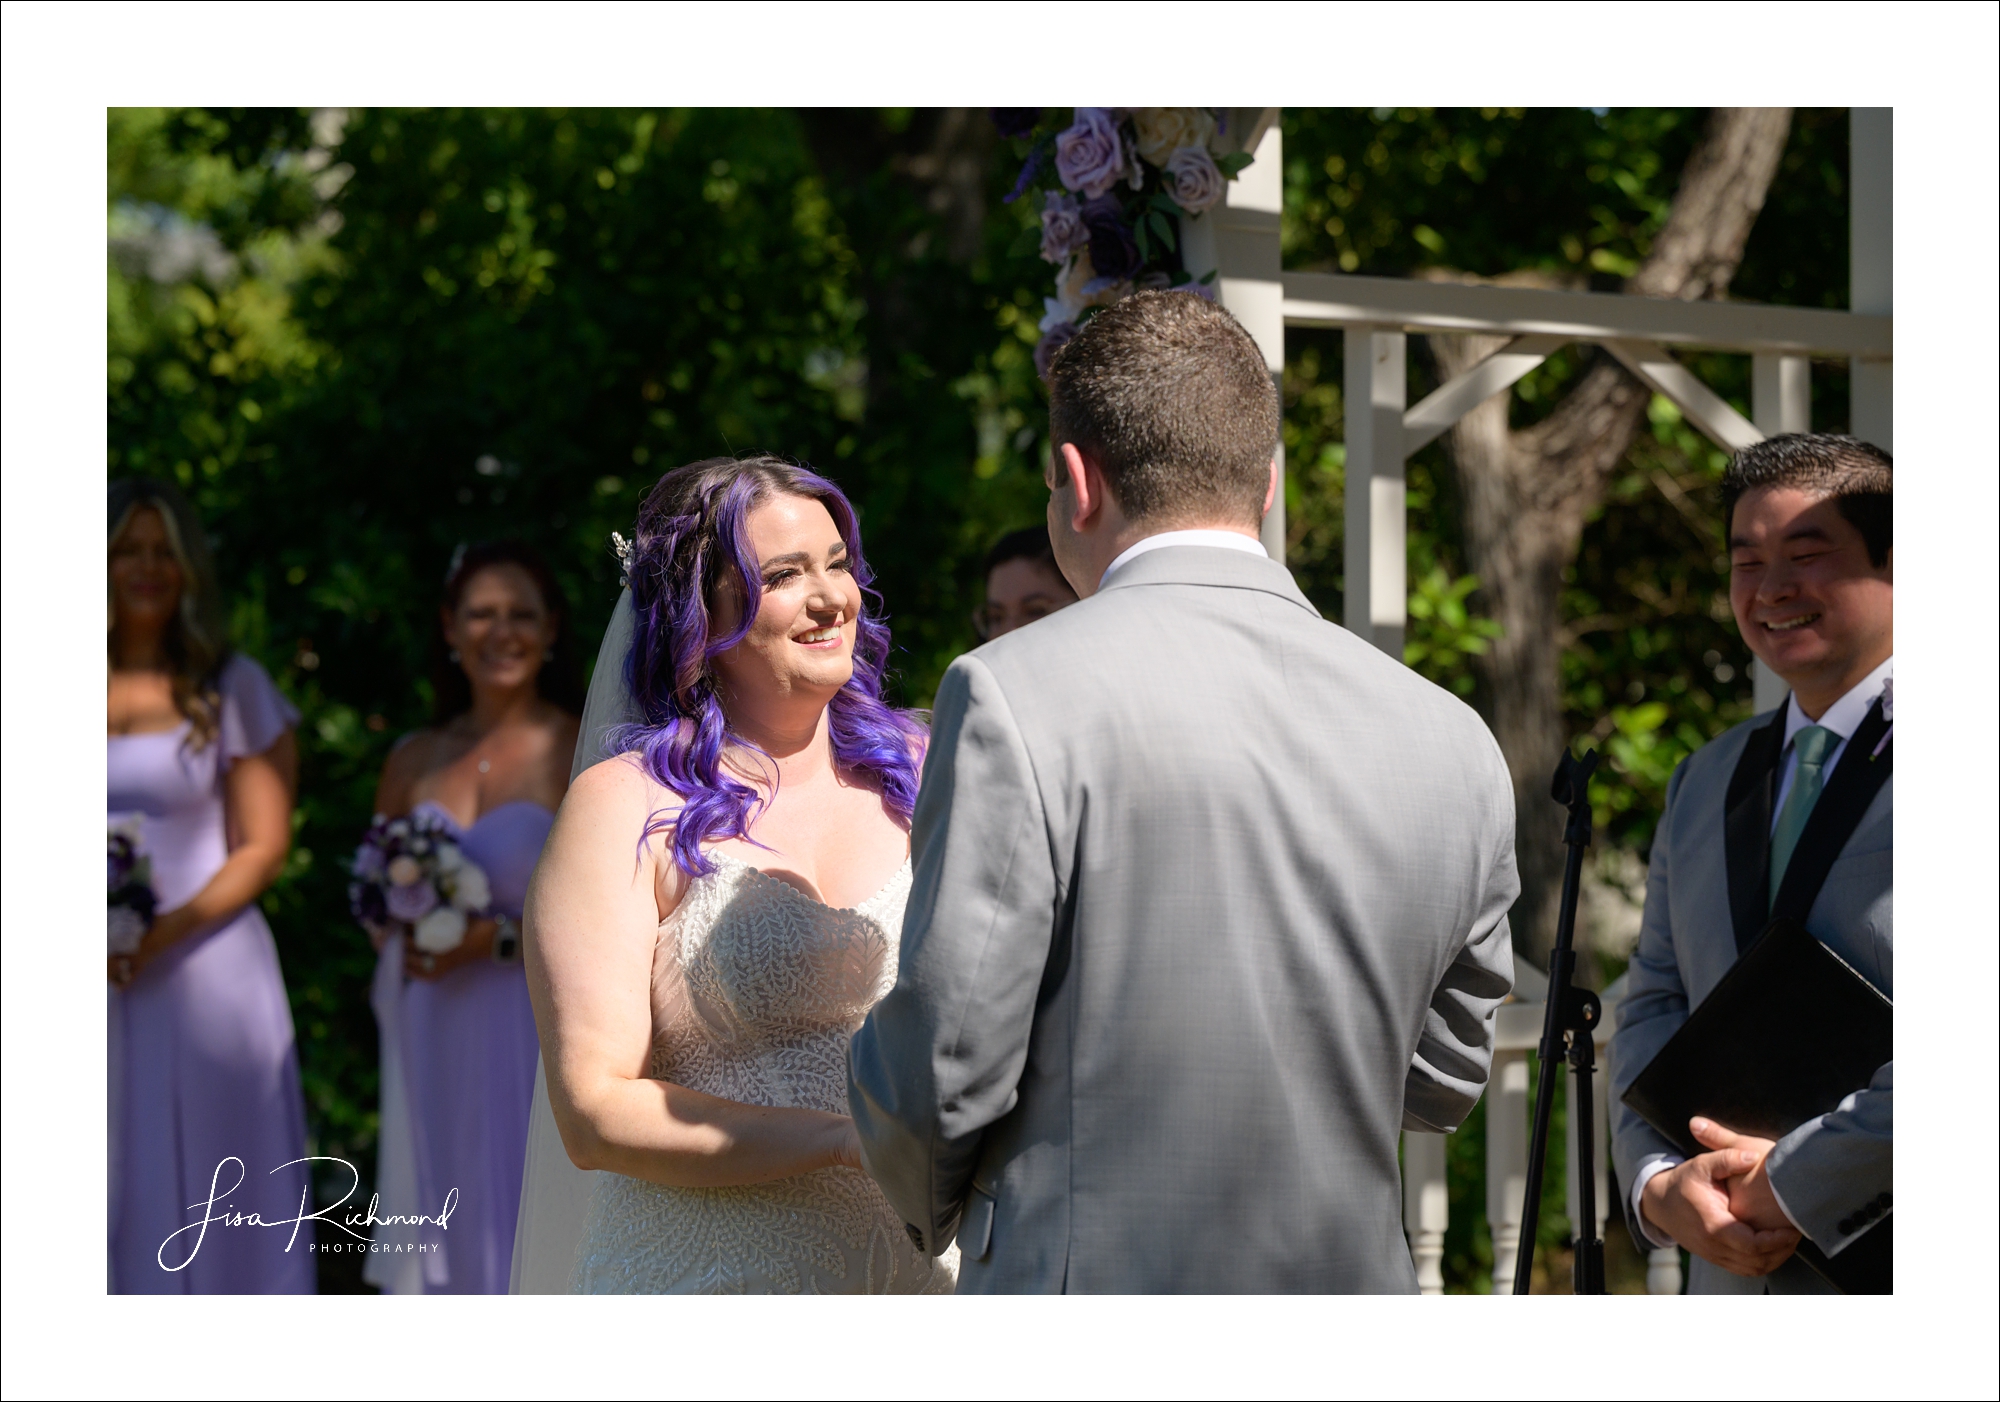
[990,107,1257,378]
[108,815,157,956]
[349,811,493,955]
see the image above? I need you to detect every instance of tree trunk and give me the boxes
[1436,107,1792,975]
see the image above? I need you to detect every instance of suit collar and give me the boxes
[1095,544,1322,618]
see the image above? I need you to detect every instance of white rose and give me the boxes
[386,855,423,887]
[412,905,468,954]
[109,907,147,955]
[449,862,492,913]
[1164,146,1226,214]
[434,842,464,873]
[1131,108,1215,167]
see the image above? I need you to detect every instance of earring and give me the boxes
[449,649,461,663]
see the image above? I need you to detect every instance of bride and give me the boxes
[518,454,956,1293]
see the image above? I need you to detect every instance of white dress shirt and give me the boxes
[1629,655,1893,1247]
[1098,528,1269,589]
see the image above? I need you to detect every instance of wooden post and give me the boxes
[1850,108,1893,451]
[1750,354,1811,713]
[1183,113,1287,563]
[1402,1129,1448,1294]
[1485,1048,1530,1293]
[1344,327,1408,657]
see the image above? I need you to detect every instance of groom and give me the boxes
[847,291,1519,1292]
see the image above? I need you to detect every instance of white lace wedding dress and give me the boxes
[569,852,958,1294]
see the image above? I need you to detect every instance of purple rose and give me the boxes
[351,841,386,881]
[1079,194,1141,282]
[1035,320,1082,381]
[386,879,439,923]
[1039,192,1088,265]
[1164,145,1226,214]
[1054,108,1125,199]
[990,108,1041,139]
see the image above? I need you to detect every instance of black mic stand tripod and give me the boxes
[1513,747,1607,1296]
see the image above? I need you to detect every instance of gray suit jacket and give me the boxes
[847,547,1518,1292]
[1608,708,1892,1295]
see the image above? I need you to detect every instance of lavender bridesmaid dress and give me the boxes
[107,654,315,1294]
[366,800,552,1294]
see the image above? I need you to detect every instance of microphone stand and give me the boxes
[1513,747,1606,1296]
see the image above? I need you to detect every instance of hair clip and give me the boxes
[611,532,634,588]
[445,541,468,583]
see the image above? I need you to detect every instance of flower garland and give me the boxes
[992,108,1255,378]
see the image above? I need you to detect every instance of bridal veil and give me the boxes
[508,587,640,1293]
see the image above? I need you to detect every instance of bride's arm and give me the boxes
[524,755,861,1187]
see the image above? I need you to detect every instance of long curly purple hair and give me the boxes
[608,455,926,877]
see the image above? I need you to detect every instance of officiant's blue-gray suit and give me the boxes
[1608,681,1893,1296]
[847,545,1519,1293]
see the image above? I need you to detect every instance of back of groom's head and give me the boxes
[1047,290,1279,529]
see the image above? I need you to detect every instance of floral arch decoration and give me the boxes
[991,107,1257,377]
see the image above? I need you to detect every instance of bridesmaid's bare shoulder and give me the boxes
[374,725,457,815]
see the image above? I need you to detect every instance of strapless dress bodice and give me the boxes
[409,799,555,919]
[572,852,956,1294]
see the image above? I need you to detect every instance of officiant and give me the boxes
[1608,433,1892,1295]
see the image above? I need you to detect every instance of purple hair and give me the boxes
[608,455,927,877]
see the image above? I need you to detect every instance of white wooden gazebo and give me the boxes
[1183,108,1893,1293]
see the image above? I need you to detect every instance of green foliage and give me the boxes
[1405,566,1503,695]
[1282,107,1702,284]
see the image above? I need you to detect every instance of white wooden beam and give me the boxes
[1752,354,1811,436]
[1750,354,1808,715]
[1604,340,1763,454]
[1285,270,1890,360]
[1850,108,1893,451]
[1345,327,1407,658]
[1403,334,1569,457]
[1187,119,1287,563]
[1403,1130,1448,1295]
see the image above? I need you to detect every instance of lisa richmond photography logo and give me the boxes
[157,1156,457,1272]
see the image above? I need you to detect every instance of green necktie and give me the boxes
[1770,724,1837,906]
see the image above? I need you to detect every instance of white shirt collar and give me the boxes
[1783,654,1893,747]
[1098,529,1269,589]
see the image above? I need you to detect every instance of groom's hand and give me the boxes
[1688,1116,1796,1234]
[1640,1130,1801,1278]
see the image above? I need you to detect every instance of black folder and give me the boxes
[1622,917,1892,1293]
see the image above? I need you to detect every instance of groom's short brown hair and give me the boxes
[1047,290,1279,528]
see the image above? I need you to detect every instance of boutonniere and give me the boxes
[1871,676,1893,759]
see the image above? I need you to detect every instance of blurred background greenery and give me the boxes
[107,107,1852,1291]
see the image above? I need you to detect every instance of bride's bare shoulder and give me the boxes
[563,751,681,820]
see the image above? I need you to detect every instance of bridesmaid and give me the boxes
[107,478,314,1294]
[364,541,579,1294]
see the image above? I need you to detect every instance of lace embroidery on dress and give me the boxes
[572,854,958,1294]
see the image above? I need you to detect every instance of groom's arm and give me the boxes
[1402,733,1518,1133]
[848,654,1056,1255]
